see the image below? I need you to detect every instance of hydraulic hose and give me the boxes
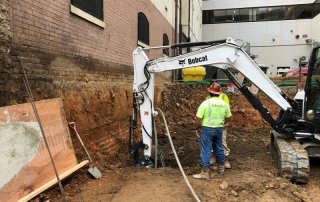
[156,108,201,202]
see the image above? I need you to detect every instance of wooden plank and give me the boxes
[18,160,89,202]
[0,98,78,202]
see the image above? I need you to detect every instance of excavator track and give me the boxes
[271,130,310,184]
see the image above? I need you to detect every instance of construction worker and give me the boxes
[193,82,232,179]
[208,83,232,169]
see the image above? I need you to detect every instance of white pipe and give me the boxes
[156,108,201,202]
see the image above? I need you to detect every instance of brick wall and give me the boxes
[5,0,174,64]
[0,0,175,162]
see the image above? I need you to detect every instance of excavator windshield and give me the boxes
[310,47,320,87]
[305,46,320,122]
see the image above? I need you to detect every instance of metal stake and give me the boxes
[19,58,67,202]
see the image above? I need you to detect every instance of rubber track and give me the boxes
[271,131,310,184]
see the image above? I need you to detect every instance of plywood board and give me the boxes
[0,98,78,202]
[18,160,89,202]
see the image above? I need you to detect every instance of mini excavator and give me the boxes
[129,37,320,184]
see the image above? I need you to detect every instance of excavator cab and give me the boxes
[305,46,320,124]
[272,46,320,184]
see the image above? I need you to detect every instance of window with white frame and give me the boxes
[137,12,149,47]
[70,0,105,28]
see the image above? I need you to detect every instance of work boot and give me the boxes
[210,156,217,165]
[209,166,217,178]
[224,157,231,169]
[217,164,225,175]
[193,167,210,179]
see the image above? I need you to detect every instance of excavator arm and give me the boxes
[130,37,297,166]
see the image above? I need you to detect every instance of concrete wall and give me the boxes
[0,0,174,160]
[312,13,320,44]
[190,0,202,42]
[180,0,202,42]
[203,20,314,76]
[181,0,189,38]
[150,0,176,28]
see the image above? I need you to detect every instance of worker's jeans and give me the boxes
[211,128,230,157]
[200,127,224,167]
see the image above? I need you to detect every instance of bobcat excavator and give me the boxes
[129,37,320,184]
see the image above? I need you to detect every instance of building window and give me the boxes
[70,0,104,28]
[277,66,290,77]
[202,10,214,24]
[283,4,320,19]
[71,0,103,20]
[239,8,253,22]
[267,7,283,20]
[138,12,149,47]
[226,9,239,22]
[214,10,226,23]
[163,34,169,56]
[253,7,268,21]
[202,3,320,24]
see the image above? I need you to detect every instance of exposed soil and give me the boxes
[33,83,320,202]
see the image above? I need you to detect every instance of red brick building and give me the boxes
[0,0,175,158]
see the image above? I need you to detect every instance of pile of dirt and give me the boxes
[35,83,320,202]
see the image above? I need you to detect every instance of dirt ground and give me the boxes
[34,83,320,202]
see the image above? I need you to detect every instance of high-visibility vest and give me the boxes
[219,93,230,110]
[206,93,230,110]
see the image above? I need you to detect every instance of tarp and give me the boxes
[285,67,308,77]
